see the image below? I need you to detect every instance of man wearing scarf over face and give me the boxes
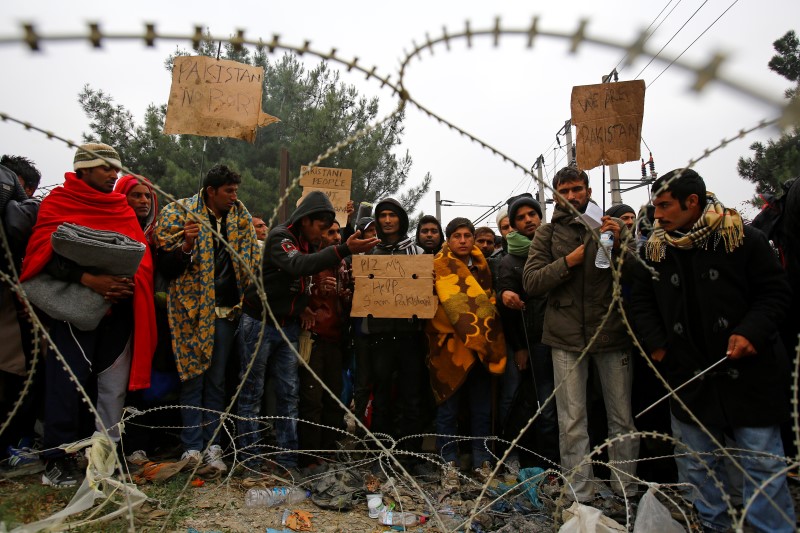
[631,169,795,532]
[428,217,507,487]
[496,194,559,472]
[21,143,156,487]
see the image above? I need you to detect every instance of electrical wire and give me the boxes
[647,0,740,88]
[634,0,709,80]
[614,0,682,73]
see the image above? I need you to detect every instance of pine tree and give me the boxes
[737,30,800,202]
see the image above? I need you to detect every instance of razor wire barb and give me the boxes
[1,16,799,533]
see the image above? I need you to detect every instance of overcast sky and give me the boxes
[1,0,797,226]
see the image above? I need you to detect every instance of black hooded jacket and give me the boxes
[242,191,352,323]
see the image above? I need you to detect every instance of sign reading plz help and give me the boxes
[297,166,352,220]
[351,255,437,319]
[164,56,279,143]
[570,80,645,170]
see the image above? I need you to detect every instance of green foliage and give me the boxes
[768,30,800,100]
[738,30,800,202]
[81,43,430,223]
[737,127,800,199]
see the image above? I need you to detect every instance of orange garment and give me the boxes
[426,243,506,404]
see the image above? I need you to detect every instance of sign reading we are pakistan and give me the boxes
[570,80,646,170]
[164,56,279,143]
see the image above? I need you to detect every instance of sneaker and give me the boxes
[441,460,460,490]
[180,449,203,467]
[125,450,150,465]
[7,445,40,468]
[42,456,81,487]
[203,444,227,472]
[473,460,494,483]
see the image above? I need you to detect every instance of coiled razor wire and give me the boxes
[0,17,798,533]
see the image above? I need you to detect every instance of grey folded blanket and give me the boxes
[51,223,146,275]
[22,223,146,331]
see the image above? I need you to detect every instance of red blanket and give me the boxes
[21,172,156,390]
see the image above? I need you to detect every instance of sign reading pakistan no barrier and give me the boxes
[297,166,352,219]
[164,56,279,143]
[351,255,438,319]
[570,80,646,170]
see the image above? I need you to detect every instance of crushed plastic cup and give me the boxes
[367,493,385,518]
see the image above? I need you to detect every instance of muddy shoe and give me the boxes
[441,460,460,490]
[203,444,227,473]
[126,449,150,465]
[472,461,494,483]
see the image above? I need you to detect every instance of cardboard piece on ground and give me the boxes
[297,166,352,220]
[351,255,437,319]
[164,56,279,143]
[570,80,645,170]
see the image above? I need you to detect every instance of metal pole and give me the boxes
[610,164,622,206]
[435,190,441,221]
[564,119,574,167]
[536,155,547,221]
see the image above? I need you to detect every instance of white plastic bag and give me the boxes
[632,487,685,533]
[559,502,626,533]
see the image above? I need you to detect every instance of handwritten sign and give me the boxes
[351,255,437,319]
[570,80,645,170]
[164,56,280,143]
[297,166,352,220]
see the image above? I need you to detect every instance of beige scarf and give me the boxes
[645,191,744,262]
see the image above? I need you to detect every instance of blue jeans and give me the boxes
[236,314,299,467]
[674,418,796,532]
[179,317,237,452]
[436,363,492,468]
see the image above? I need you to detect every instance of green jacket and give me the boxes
[522,205,633,353]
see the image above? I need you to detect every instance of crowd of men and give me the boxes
[0,142,798,532]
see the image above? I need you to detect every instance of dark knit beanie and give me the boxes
[445,217,475,239]
[507,192,543,222]
[605,204,635,219]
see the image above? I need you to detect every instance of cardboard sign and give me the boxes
[570,80,645,170]
[297,166,352,220]
[350,255,437,319]
[164,56,279,143]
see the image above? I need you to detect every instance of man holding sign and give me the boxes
[363,198,428,464]
[239,191,377,472]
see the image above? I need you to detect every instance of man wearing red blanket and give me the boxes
[20,143,156,487]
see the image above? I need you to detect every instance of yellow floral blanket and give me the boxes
[426,243,506,404]
[155,193,259,381]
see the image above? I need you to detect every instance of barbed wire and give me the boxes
[1,17,799,533]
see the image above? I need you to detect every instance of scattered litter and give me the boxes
[281,509,313,531]
[559,501,626,532]
[633,486,685,533]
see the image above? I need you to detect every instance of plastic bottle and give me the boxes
[244,487,311,508]
[594,231,614,269]
[378,509,427,526]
